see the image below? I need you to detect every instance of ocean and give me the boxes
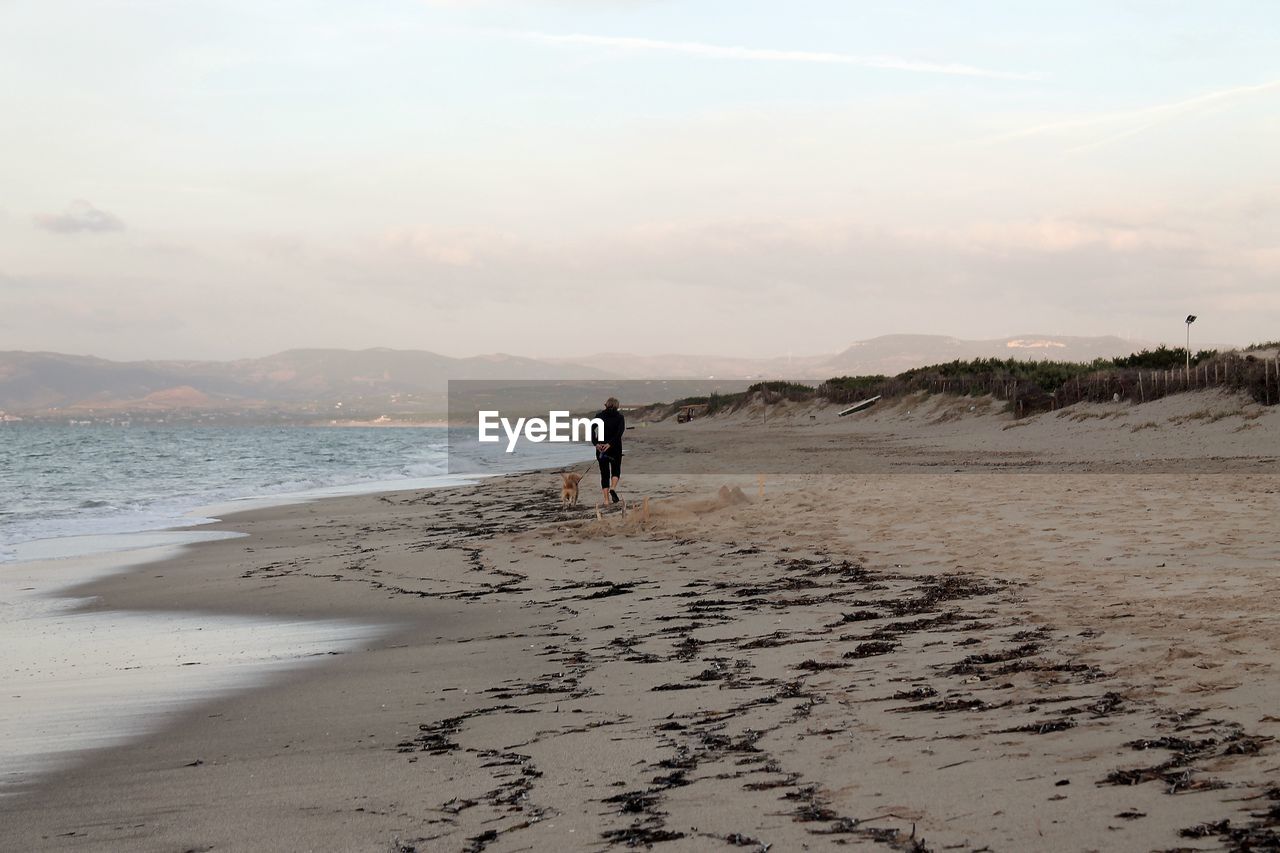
[0,423,582,791]
[0,424,580,562]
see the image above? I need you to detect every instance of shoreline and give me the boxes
[0,472,475,570]
[2,403,1277,851]
[0,473,506,799]
[0,535,393,798]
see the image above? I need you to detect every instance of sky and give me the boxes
[1,0,1277,361]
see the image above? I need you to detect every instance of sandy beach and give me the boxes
[2,390,1277,852]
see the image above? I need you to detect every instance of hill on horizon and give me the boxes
[1,335,1217,419]
[556,334,1159,380]
[0,348,608,416]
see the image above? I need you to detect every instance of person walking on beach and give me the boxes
[595,397,624,506]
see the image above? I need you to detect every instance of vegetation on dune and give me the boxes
[899,357,1098,392]
[649,345,1280,421]
[671,391,739,415]
[1110,346,1218,370]
[746,381,818,401]
[818,375,887,398]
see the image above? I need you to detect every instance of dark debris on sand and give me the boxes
[374,487,1275,852]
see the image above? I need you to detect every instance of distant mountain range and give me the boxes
[0,335,1164,421]
[0,349,607,419]
[558,334,1154,380]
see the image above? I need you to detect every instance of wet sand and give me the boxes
[2,390,1277,852]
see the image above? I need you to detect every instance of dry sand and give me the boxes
[2,390,1277,852]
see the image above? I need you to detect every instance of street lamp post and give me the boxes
[1185,315,1197,379]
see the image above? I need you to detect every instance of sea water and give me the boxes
[0,424,581,562]
[0,424,582,793]
[0,537,388,793]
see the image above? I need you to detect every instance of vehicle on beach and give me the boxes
[677,404,708,423]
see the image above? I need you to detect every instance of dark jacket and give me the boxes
[596,408,624,459]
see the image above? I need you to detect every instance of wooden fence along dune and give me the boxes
[840,352,1280,418]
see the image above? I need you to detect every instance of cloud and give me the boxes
[988,77,1280,151]
[942,218,1199,255]
[378,226,490,267]
[34,200,125,234]
[340,210,1258,326]
[8,199,1274,359]
[495,30,1040,80]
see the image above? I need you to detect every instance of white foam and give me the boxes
[0,540,388,794]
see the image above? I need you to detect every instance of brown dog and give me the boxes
[560,471,585,506]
